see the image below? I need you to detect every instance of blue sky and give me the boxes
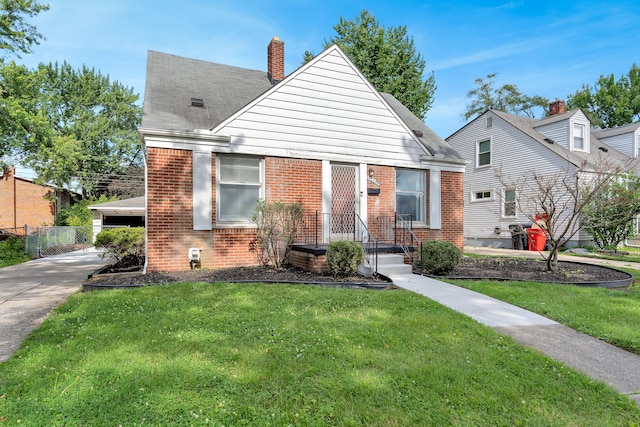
[12,0,640,176]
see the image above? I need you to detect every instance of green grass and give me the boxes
[449,277,640,355]
[561,245,640,264]
[1,283,639,426]
[0,236,30,268]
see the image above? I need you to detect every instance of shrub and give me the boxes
[0,235,30,267]
[95,227,145,266]
[326,240,365,277]
[250,200,302,268]
[420,240,461,275]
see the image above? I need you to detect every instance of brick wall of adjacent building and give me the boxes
[0,168,56,230]
[145,147,465,271]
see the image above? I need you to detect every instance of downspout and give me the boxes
[142,145,149,275]
[13,170,17,229]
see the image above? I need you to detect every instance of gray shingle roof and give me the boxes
[490,109,637,172]
[593,121,640,139]
[141,51,274,131]
[141,50,464,164]
[380,93,465,162]
[88,196,145,211]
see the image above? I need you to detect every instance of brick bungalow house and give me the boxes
[139,38,466,273]
[0,166,75,232]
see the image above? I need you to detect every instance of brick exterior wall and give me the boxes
[146,149,324,271]
[418,170,465,251]
[146,148,198,271]
[0,168,56,230]
[145,147,465,271]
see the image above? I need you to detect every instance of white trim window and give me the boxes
[471,190,492,202]
[503,188,516,217]
[476,138,491,168]
[217,155,264,222]
[396,169,426,223]
[573,123,586,151]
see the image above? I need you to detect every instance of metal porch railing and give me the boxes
[395,213,423,269]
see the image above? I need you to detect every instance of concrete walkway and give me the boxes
[0,248,108,362]
[389,259,640,405]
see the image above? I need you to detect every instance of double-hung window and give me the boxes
[503,188,516,217]
[477,138,491,167]
[396,169,426,223]
[217,155,263,222]
[573,123,585,151]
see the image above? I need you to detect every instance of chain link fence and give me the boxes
[22,226,92,258]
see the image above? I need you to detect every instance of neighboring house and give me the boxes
[139,37,466,272]
[593,122,640,158]
[0,166,75,231]
[446,100,637,248]
[88,196,145,239]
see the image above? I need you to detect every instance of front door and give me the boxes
[331,164,359,240]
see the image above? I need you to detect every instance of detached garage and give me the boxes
[89,196,145,239]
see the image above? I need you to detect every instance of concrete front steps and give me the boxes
[358,254,413,277]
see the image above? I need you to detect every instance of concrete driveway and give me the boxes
[0,248,108,362]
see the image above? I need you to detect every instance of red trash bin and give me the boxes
[525,228,547,251]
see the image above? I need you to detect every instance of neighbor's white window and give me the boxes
[396,169,426,223]
[477,138,491,167]
[503,188,516,217]
[217,155,263,222]
[573,123,586,151]
[472,190,492,201]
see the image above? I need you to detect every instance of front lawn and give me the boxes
[1,282,638,425]
[449,277,640,355]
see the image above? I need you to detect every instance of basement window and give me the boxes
[471,191,492,202]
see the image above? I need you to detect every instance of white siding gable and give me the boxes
[210,46,429,167]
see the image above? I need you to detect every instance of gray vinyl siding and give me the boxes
[212,48,429,168]
[598,132,636,157]
[534,120,570,149]
[448,112,578,242]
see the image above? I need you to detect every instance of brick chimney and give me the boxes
[549,99,565,116]
[267,36,284,84]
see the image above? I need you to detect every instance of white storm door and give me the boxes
[330,164,359,240]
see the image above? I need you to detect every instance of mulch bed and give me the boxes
[84,256,632,289]
[433,257,631,285]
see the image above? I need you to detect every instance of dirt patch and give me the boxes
[84,256,632,288]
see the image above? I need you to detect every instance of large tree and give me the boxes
[566,64,640,128]
[303,10,436,120]
[0,0,49,58]
[0,60,50,161]
[5,61,142,197]
[464,73,548,120]
[0,0,49,163]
